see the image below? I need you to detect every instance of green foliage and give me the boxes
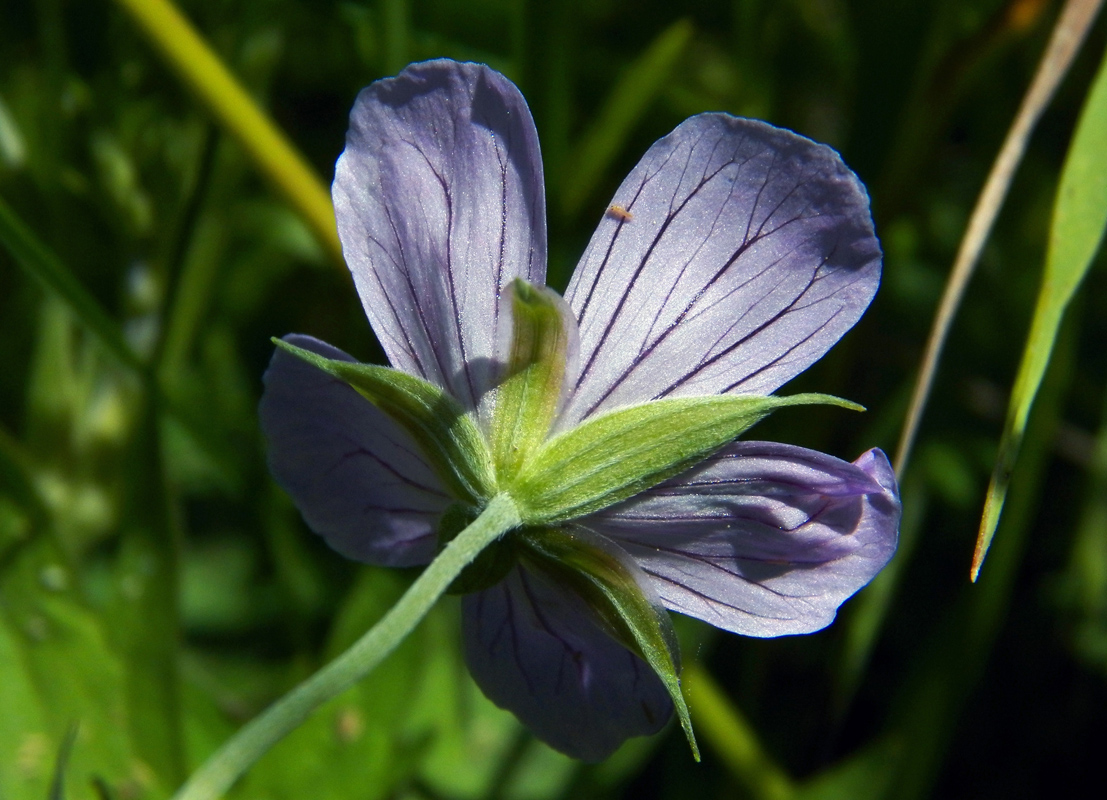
[975,44,1107,578]
[2,0,1107,798]
[512,393,859,522]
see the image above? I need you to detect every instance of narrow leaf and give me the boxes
[273,338,495,505]
[108,402,187,785]
[0,196,144,374]
[48,724,79,800]
[560,19,693,216]
[683,663,792,800]
[112,0,343,267]
[973,46,1107,579]
[512,393,861,522]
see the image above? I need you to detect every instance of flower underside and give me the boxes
[260,58,901,761]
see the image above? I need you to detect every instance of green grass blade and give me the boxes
[833,471,928,717]
[1059,384,1107,666]
[793,737,901,800]
[48,723,79,800]
[382,0,410,75]
[973,45,1107,580]
[683,662,793,800]
[890,313,1076,800]
[108,402,187,786]
[111,0,343,268]
[0,424,50,530]
[559,19,693,218]
[0,197,144,375]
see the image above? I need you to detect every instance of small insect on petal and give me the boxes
[606,205,633,222]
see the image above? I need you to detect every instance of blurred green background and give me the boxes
[2,0,1106,798]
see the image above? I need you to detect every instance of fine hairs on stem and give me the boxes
[172,495,520,800]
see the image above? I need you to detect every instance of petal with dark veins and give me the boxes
[587,443,899,636]
[334,60,547,416]
[260,334,450,567]
[561,114,881,429]
[462,562,673,761]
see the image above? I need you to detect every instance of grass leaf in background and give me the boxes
[110,0,342,268]
[890,312,1078,800]
[1057,386,1107,672]
[559,19,693,218]
[683,662,792,800]
[973,46,1107,580]
[0,198,144,375]
[107,403,186,788]
[833,472,927,717]
[0,536,151,800]
[48,723,79,800]
[792,737,901,800]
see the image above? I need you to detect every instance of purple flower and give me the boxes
[260,60,899,761]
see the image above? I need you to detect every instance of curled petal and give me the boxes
[334,60,547,413]
[260,335,450,567]
[587,443,900,637]
[561,114,881,428]
[462,563,673,761]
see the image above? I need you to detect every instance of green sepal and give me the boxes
[272,338,495,504]
[510,393,863,523]
[518,525,700,760]
[489,279,575,483]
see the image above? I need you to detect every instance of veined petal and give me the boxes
[334,60,547,412]
[462,562,672,761]
[561,114,881,428]
[260,335,450,567]
[587,443,899,637]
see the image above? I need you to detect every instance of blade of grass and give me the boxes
[683,661,794,800]
[792,737,902,800]
[0,424,50,529]
[833,471,927,719]
[559,19,693,218]
[889,309,1077,800]
[893,0,1104,480]
[0,196,145,375]
[973,41,1107,579]
[48,723,79,800]
[1,197,237,477]
[111,0,343,269]
[1062,387,1107,642]
[382,0,410,76]
[108,400,186,786]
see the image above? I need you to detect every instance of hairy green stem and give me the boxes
[172,494,521,800]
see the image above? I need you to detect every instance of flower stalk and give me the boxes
[171,494,521,800]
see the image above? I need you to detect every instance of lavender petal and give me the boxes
[259,334,450,567]
[462,563,673,761]
[587,442,900,637]
[560,114,881,428]
[334,60,547,413]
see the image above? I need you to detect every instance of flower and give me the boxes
[260,59,900,761]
